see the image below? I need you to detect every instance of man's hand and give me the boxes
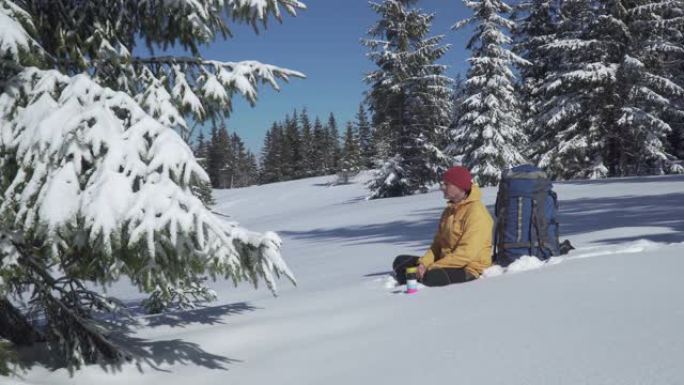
[417,263,427,280]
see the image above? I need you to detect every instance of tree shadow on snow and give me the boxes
[12,302,257,376]
[280,206,445,249]
[559,191,684,244]
[338,195,367,205]
[141,302,259,329]
[557,174,684,186]
[282,187,684,252]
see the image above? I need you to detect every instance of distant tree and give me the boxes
[193,131,214,204]
[356,103,375,169]
[209,124,233,188]
[326,113,341,173]
[300,108,316,176]
[245,152,260,186]
[338,121,362,183]
[260,123,284,183]
[207,125,221,187]
[312,117,328,175]
[225,132,258,187]
[285,110,305,179]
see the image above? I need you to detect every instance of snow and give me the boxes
[1,68,292,302]
[563,63,618,83]
[138,71,187,131]
[201,74,228,102]
[483,239,666,278]
[0,4,35,59]
[8,172,684,384]
[171,66,205,119]
[38,163,80,231]
[226,0,307,19]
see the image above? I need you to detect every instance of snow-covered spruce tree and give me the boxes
[451,0,528,186]
[529,0,610,179]
[451,73,467,127]
[616,0,684,175]
[363,0,409,166]
[367,154,412,199]
[403,26,454,188]
[364,0,453,197]
[532,0,684,179]
[0,0,303,369]
[670,15,684,162]
[512,0,558,138]
[668,62,684,161]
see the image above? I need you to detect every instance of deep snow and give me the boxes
[10,172,684,385]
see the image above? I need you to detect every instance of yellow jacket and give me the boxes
[418,184,493,278]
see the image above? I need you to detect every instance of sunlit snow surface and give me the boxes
[14,172,684,385]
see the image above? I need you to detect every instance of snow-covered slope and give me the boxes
[15,172,684,385]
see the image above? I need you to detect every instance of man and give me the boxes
[392,166,494,286]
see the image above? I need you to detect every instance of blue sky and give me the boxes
[175,1,474,153]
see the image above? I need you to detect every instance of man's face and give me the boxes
[440,181,467,203]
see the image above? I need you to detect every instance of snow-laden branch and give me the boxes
[0,68,295,296]
[0,0,43,61]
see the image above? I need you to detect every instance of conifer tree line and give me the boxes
[258,106,374,183]
[364,0,684,198]
[194,125,259,189]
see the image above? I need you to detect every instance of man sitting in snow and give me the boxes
[392,166,494,286]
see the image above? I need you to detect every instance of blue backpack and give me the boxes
[494,165,565,266]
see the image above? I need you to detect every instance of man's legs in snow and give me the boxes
[392,255,475,286]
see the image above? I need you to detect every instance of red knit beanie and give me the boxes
[442,166,473,192]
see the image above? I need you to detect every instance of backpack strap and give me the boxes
[530,199,547,257]
[493,223,499,263]
[493,181,508,262]
[516,196,523,243]
[536,186,561,257]
[529,198,537,256]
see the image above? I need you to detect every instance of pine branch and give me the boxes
[12,242,128,367]
[0,339,15,376]
[0,297,43,346]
